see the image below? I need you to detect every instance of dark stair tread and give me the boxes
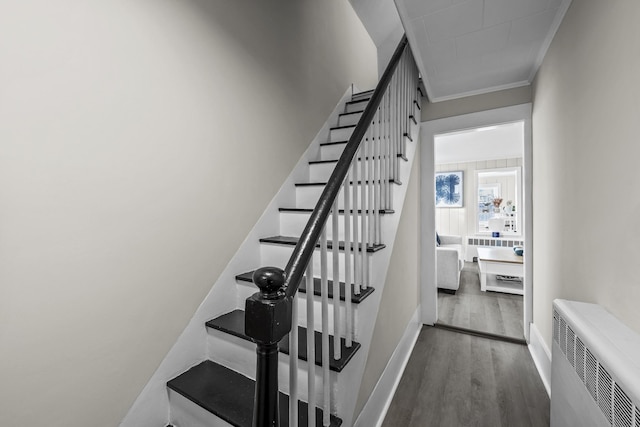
[346,98,370,106]
[278,207,394,215]
[236,271,375,304]
[259,235,385,253]
[206,310,361,372]
[403,132,413,142]
[409,115,417,125]
[295,179,400,186]
[413,99,421,110]
[320,140,349,147]
[330,124,356,131]
[167,360,341,427]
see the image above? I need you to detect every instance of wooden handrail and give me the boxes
[282,35,408,298]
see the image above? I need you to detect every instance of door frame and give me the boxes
[419,103,533,341]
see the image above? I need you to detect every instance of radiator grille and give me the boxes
[613,384,632,427]
[585,348,598,401]
[468,237,524,248]
[599,366,613,423]
[567,326,576,367]
[553,312,640,427]
[576,337,585,382]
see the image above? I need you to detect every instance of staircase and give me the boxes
[121,36,420,427]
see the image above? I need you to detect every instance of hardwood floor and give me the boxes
[438,262,524,339]
[382,326,550,427]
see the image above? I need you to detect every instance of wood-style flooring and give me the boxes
[438,262,524,340]
[382,326,550,427]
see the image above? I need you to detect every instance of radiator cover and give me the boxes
[551,300,640,427]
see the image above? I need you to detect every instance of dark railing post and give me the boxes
[245,267,292,427]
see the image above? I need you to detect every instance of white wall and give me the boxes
[532,0,640,350]
[435,158,523,238]
[0,1,377,426]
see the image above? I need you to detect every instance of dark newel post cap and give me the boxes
[245,267,292,345]
[252,267,286,299]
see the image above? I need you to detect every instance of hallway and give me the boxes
[382,326,549,427]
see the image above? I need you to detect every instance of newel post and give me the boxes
[245,267,292,427]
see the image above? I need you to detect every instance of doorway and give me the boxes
[420,104,533,342]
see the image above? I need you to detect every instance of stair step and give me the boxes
[259,235,385,253]
[167,360,342,427]
[352,89,374,98]
[278,207,394,215]
[320,140,349,147]
[236,271,375,304]
[206,310,361,372]
[329,124,356,131]
[339,110,364,117]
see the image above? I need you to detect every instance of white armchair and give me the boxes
[436,234,464,293]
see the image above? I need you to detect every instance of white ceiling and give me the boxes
[394,0,573,101]
[435,121,524,164]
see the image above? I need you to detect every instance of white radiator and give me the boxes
[551,300,640,427]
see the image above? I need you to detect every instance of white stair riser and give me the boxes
[338,112,363,127]
[309,160,390,182]
[260,244,374,285]
[205,331,340,406]
[280,211,373,242]
[346,101,368,113]
[296,185,377,210]
[320,143,346,160]
[351,91,372,101]
[329,127,354,142]
[169,390,233,427]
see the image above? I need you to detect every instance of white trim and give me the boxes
[420,104,533,341]
[528,322,551,397]
[353,308,422,427]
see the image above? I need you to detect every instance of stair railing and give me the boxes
[245,35,419,427]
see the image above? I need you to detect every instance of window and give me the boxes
[476,167,521,235]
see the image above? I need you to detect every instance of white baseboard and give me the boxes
[528,322,551,396]
[353,307,422,427]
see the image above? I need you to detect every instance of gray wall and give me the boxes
[532,0,640,349]
[422,86,532,121]
[0,1,377,426]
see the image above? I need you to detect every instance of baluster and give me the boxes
[374,109,381,245]
[306,260,315,426]
[290,293,298,427]
[331,201,341,360]
[320,227,330,427]
[361,128,369,290]
[351,155,360,296]
[367,121,375,257]
[343,174,353,347]
[382,91,390,211]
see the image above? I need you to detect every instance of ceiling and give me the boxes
[435,121,524,164]
[393,0,573,102]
